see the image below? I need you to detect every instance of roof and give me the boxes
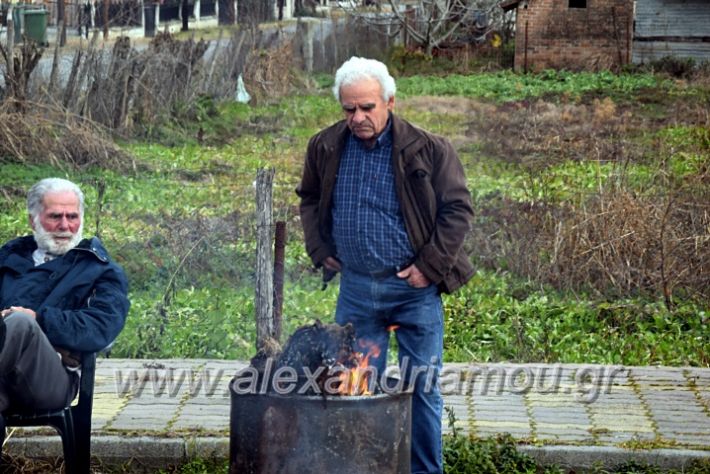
[499,0,522,12]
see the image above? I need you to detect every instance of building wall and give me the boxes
[633,0,710,63]
[513,0,634,72]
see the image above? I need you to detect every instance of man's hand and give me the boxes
[320,257,342,291]
[396,264,431,288]
[1,306,37,318]
[323,256,342,272]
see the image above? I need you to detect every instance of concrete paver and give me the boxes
[5,360,710,471]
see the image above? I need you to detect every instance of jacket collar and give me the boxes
[319,113,427,158]
[74,237,110,262]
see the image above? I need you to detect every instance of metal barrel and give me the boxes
[229,374,411,474]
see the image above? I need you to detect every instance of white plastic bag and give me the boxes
[236,74,251,104]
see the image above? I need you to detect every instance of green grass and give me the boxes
[443,271,708,366]
[397,71,667,102]
[1,70,707,367]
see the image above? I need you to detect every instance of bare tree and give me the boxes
[336,0,509,55]
[0,41,44,112]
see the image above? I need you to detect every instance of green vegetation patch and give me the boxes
[1,70,707,367]
[443,272,708,366]
[398,71,666,102]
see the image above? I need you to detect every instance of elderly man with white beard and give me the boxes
[0,178,129,452]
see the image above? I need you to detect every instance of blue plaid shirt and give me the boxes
[332,119,414,273]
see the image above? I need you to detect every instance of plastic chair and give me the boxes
[5,352,97,473]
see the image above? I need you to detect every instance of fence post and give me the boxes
[7,6,15,53]
[58,0,67,46]
[255,168,275,349]
[297,17,317,73]
[103,0,109,39]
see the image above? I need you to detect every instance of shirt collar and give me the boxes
[376,115,393,148]
[32,248,60,266]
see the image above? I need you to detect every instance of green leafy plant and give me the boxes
[1,70,707,367]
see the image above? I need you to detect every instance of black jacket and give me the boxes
[0,235,130,352]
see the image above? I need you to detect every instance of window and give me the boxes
[569,0,586,8]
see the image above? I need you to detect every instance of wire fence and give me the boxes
[77,170,326,359]
[5,0,220,29]
[0,13,397,360]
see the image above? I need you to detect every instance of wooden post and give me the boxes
[298,18,315,73]
[524,19,528,74]
[7,6,15,55]
[58,0,66,46]
[181,0,189,31]
[103,0,109,39]
[255,168,275,349]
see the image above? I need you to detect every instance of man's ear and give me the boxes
[29,214,35,230]
[388,96,395,112]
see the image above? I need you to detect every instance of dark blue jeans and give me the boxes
[336,268,444,474]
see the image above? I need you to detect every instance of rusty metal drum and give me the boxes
[229,375,412,474]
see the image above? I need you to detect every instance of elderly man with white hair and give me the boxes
[0,178,129,451]
[297,57,474,474]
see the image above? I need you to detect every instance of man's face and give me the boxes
[339,77,394,145]
[31,191,83,255]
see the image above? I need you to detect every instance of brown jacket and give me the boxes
[296,114,474,294]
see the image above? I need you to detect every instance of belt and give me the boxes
[365,260,414,279]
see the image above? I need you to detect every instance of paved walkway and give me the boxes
[5,360,710,470]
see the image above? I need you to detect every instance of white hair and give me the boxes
[332,57,396,103]
[27,178,85,219]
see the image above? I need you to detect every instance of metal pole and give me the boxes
[272,221,285,342]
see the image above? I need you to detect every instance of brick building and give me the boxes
[500,0,634,72]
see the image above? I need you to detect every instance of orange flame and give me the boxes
[336,341,380,396]
[387,325,400,332]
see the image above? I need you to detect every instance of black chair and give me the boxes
[5,352,97,473]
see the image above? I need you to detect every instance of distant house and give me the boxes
[500,0,634,72]
[633,0,710,64]
[500,0,710,72]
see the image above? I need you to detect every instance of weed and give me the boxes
[157,457,228,474]
[444,407,539,474]
[1,70,707,367]
[646,56,698,79]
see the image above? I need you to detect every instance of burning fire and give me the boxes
[336,341,380,396]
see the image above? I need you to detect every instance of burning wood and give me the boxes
[231,323,413,474]
[249,320,380,396]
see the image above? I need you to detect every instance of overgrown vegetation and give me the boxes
[0,29,708,366]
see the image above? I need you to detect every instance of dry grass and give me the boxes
[0,452,64,473]
[0,28,307,168]
[550,189,708,302]
[472,96,638,170]
[470,185,709,303]
[0,101,136,171]
[243,35,304,105]
[464,92,710,304]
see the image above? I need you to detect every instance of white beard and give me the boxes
[33,215,84,255]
